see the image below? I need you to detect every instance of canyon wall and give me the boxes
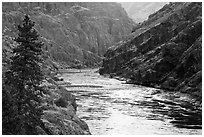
[2,2,134,67]
[100,2,202,102]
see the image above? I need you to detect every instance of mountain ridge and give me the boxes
[2,2,134,68]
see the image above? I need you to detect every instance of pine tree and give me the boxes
[3,14,45,134]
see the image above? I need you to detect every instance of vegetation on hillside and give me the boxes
[2,15,47,134]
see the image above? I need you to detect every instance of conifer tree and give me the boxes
[3,14,44,134]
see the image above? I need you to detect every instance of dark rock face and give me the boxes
[2,2,134,67]
[100,2,202,101]
[54,97,68,108]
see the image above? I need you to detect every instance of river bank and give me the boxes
[39,72,91,135]
[105,72,202,110]
[60,68,202,135]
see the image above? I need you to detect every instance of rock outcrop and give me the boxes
[39,75,91,135]
[2,2,134,67]
[100,2,202,102]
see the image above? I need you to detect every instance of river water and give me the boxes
[61,69,202,135]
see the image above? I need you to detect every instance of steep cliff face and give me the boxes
[2,2,134,67]
[100,2,202,101]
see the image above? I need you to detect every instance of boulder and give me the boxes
[54,97,68,108]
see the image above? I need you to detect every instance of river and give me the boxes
[61,69,202,135]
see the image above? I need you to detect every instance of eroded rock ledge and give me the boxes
[39,74,91,135]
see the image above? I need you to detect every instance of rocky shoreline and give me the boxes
[38,73,91,135]
[105,73,201,109]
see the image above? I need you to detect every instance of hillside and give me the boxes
[2,2,134,68]
[2,13,91,135]
[100,2,202,103]
[2,2,135,135]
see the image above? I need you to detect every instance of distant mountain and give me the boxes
[120,2,168,23]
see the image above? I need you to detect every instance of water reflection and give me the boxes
[62,69,202,135]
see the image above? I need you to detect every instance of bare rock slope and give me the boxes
[100,2,202,102]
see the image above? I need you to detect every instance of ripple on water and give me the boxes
[61,69,202,135]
